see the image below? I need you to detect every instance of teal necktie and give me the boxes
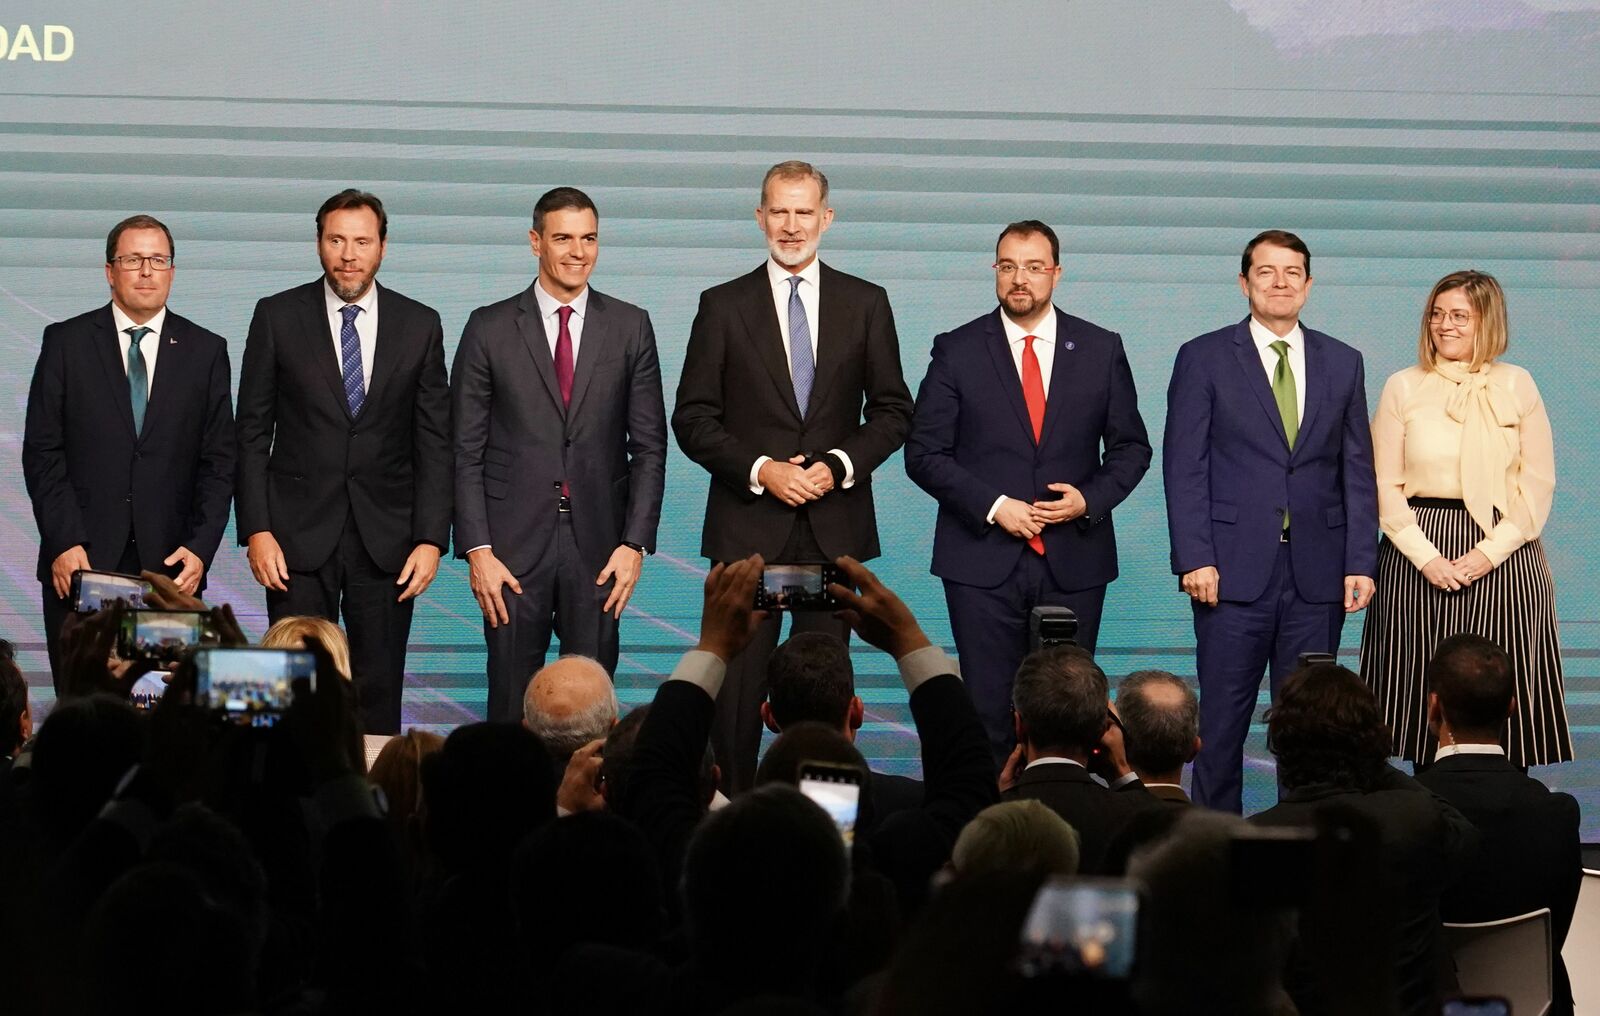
[125,326,152,433]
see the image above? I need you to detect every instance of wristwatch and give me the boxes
[622,541,648,556]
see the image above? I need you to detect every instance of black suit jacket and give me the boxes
[451,283,666,574]
[1002,762,1163,874]
[22,304,235,583]
[234,280,452,573]
[672,262,913,562]
[1417,752,1582,1015]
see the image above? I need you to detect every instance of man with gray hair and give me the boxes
[1115,670,1201,804]
[521,654,619,773]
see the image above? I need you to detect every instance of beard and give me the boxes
[327,270,376,303]
[1002,288,1043,319]
[768,238,817,268]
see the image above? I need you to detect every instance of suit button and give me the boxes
[133,452,142,461]
[1276,507,1285,515]
[564,439,572,447]
[1287,466,1295,474]
[349,472,358,480]
[349,428,358,437]
[125,494,133,503]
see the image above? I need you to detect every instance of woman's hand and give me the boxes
[1451,549,1494,586]
[1420,555,1471,592]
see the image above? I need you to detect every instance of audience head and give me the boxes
[369,728,445,848]
[1011,645,1110,758]
[261,616,352,680]
[511,811,664,963]
[521,655,618,771]
[1127,810,1295,1015]
[1265,665,1389,794]
[756,721,875,832]
[418,722,555,876]
[29,694,144,844]
[603,705,718,814]
[762,632,862,739]
[950,800,1079,879]
[0,639,31,757]
[1427,633,1514,742]
[1115,670,1200,781]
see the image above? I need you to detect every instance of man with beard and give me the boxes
[905,220,1151,763]
[673,161,914,791]
[235,189,452,734]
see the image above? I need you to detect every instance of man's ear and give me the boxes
[760,702,781,735]
[1186,736,1201,764]
[1507,695,1518,720]
[1425,692,1443,733]
[1013,709,1027,747]
[847,696,864,733]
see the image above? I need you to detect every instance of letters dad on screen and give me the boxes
[0,25,73,62]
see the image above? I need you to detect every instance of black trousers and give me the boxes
[483,513,618,724]
[41,537,141,695]
[266,512,413,735]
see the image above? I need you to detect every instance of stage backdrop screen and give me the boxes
[3,0,1597,825]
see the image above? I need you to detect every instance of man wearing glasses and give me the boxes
[906,220,1151,764]
[23,214,236,688]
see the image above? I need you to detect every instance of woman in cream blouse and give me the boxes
[1359,270,1571,767]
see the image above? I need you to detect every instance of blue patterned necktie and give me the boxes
[340,304,366,416]
[125,326,151,433]
[787,275,814,417]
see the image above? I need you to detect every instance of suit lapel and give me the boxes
[735,265,802,422]
[303,281,353,422]
[1294,326,1329,461]
[811,263,847,417]
[566,288,607,420]
[1038,308,1073,450]
[363,284,403,414]
[138,313,183,440]
[93,305,139,438]
[1231,317,1291,451]
[983,310,1036,445]
[515,283,564,415]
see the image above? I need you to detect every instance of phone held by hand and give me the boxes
[754,563,842,612]
[1440,998,1510,1016]
[115,610,210,666]
[797,760,863,845]
[72,569,151,612]
[194,647,316,726]
[1017,876,1141,980]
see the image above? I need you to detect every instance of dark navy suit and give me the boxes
[906,307,1150,759]
[1163,316,1377,812]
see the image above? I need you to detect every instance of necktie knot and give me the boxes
[1269,338,1290,360]
[557,305,574,327]
[341,304,361,325]
[788,276,802,297]
[126,325,152,347]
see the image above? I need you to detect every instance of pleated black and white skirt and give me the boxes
[1358,497,1574,767]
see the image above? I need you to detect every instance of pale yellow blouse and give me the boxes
[1371,362,1554,570]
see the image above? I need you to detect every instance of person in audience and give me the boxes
[368,727,445,887]
[1001,644,1161,873]
[1253,664,1475,1016]
[950,799,1079,879]
[523,654,620,774]
[260,615,387,768]
[1114,669,1200,804]
[0,641,32,773]
[1416,633,1582,1016]
[601,704,721,816]
[762,631,922,817]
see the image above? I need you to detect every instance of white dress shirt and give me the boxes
[986,308,1059,524]
[748,257,856,494]
[1248,316,1306,423]
[1024,755,1084,770]
[1432,742,1506,761]
[324,278,379,388]
[110,303,167,394]
[532,278,589,360]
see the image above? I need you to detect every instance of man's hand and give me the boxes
[557,738,607,815]
[1032,483,1087,525]
[467,548,522,628]
[396,543,442,603]
[246,531,290,592]
[598,545,644,619]
[993,497,1042,540]
[51,544,91,600]
[1343,575,1375,613]
[1450,549,1494,586]
[162,546,205,596]
[1089,711,1132,783]
[141,570,206,611]
[759,455,823,507]
[1181,566,1220,607]
[61,605,152,699]
[695,555,766,662]
[1420,555,1470,593]
[802,461,835,497]
[287,635,362,785]
[829,555,932,660]
[998,743,1025,795]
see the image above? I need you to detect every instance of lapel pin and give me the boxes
[1064,341,1075,351]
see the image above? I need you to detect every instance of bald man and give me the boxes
[522,654,620,771]
[1114,670,1201,805]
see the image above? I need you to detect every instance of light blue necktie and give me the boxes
[340,304,365,416]
[787,275,814,417]
[125,326,151,433]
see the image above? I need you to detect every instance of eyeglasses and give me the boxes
[108,255,174,271]
[1428,308,1472,327]
[993,262,1054,278]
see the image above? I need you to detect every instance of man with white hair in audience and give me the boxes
[522,655,620,773]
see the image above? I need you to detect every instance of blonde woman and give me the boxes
[1359,270,1571,767]
[261,615,386,767]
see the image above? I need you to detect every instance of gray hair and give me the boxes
[952,800,1080,879]
[761,160,830,207]
[522,656,619,759]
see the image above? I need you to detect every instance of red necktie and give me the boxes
[1022,335,1046,555]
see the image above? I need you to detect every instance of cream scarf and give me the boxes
[1436,359,1519,535]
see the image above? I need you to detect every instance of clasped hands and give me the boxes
[759,454,836,507]
[994,483,1086,540]
[1421,549,1493,593]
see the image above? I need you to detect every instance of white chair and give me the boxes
[1565,869,1600,1014]
[1444,908,1551,1016]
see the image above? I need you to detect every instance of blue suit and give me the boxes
[1164,316,1377,811]
[907,307,1151,758]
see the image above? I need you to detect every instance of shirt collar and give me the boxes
[324,277,379,318]
[1249,315,1302,353]
[1433,743,1507,760]
[767,256,821,293]
[110,302,167,340]
[534,277,590,319]
[1001,305,1058,347]
[1025,755,1084,771]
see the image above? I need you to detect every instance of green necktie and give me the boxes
[126,325,151,433]
[1270,338,1297,529]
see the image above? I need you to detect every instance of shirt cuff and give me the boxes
[986,496,1008,525]
[749,456,773,495]
[827,449,856,489]
[898,644,958,693]
[464,544,492,557]
[669,649,728,698]
[1389,524,1443,571]
[1476,519,1526,569]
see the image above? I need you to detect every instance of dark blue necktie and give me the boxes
[125,326,151,433]
[787,276,814,417]
[340,304,365,416]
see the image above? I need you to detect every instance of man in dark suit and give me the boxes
[1164,230,1378,813]
[453,187,666,722]
[1002,645,1163,874]
[1417,634,1582,1016]
[905,220,1150,761]
[673,160,914,791]
[23,214,235,688]
[1114,670,1200,805]
[235,189,452,734]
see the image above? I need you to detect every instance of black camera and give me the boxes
[1029,606,1078,651]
